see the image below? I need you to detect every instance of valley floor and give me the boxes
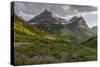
[14,40,97,65]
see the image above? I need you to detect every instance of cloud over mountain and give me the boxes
[14,1,97,27]
[14,1,97,17]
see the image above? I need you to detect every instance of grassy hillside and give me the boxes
[14,16,58,42]
[14,16,97,65]
[82,37,97,49]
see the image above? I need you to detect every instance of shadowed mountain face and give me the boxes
[68,16,89,30]
[29,9,61,24]
[90,26,97,36]
[28,9,93,43]
[64,16,93,43]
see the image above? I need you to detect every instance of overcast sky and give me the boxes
[14,1,97,28]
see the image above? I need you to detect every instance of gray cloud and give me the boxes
[14,1,97,17]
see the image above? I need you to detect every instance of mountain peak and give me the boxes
[41,9,52,16]
[68,16,89,30]
[70,16,86,24]
[44,9,49,12]
[77,16,84,21]
[70,16,84,22]
[29,9,60,24]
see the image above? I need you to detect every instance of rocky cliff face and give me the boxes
[65,16,93,43]
[29,9,61,24]
[68,16,89,30]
